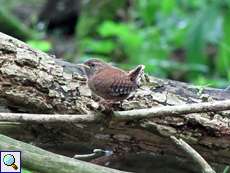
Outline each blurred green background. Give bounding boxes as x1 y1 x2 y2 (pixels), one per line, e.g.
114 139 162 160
1 0 230 88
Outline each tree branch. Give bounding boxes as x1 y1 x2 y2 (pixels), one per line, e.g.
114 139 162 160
1 100 230 126
73 149 113 161
114 99 230 120
0 112 96 123
171 136 216 173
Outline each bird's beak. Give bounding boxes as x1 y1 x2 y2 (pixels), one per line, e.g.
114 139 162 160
76 64 90 77
77 64 90 70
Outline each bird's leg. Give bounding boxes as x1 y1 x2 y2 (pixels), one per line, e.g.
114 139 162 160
99 100 115 108
118 100 123 108
98 99 123 112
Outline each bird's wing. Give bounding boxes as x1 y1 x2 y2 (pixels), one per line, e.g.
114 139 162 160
90 68 136 99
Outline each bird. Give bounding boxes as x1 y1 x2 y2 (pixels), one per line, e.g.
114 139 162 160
79 59 145 103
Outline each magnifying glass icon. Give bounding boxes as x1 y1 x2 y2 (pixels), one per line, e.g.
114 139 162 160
3 154 18 170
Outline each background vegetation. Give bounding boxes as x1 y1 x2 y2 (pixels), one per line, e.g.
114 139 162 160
1 0 230 88
77 0 230 88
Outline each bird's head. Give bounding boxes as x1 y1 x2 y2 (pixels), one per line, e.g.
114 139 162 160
79 59 109 78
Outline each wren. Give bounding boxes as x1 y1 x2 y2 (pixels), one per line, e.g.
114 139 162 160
80 59 145 102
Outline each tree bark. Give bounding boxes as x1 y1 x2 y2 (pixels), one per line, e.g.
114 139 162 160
0 32 230 166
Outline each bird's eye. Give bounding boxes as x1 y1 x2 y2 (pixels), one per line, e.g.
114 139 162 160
90 63 95 67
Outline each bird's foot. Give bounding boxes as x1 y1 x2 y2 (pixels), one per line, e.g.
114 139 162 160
98 100 114 110
98 100 123 112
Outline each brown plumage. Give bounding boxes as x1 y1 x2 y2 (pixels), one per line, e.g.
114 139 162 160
80 59 144 102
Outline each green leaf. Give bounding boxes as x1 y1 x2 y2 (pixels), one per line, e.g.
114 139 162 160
192 75 229 88
161 0 176 15
98 21 142 63
98 21 141 48
217 9 230 77
81 38 116 54
135 0 158 25
27 40 52 52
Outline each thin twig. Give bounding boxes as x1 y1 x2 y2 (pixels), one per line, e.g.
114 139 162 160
0 113 96 123
0 100 230 123
171 136 216 173
74 149 113 161
114 99 230 120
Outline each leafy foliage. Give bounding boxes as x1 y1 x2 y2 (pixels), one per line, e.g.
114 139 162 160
27 40 52 52
77 0 230 88
2 0 229 87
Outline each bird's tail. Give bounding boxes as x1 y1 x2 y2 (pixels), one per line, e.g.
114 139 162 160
129 65 145 82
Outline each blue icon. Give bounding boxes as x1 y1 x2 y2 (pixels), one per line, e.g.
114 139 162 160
3 154 18 170
0 151 21 173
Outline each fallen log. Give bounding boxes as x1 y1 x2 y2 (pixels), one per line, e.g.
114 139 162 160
0 32 230 166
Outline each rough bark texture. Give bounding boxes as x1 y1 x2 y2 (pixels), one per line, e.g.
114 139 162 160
0 32 230 165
